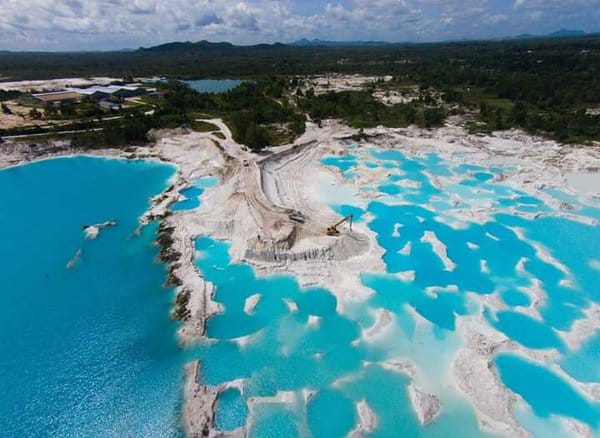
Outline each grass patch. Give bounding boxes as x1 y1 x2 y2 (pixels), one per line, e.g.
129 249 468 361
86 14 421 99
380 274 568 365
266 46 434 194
190 120 219 132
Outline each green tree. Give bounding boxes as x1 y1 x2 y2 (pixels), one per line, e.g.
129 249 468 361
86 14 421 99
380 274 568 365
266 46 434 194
493 108 504 130
244 123 269 150
60 103 76 117
510 101 528 125
423 108 445 128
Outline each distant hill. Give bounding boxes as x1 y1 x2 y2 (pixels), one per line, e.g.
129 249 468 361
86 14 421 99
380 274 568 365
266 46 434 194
548 29 587 38
136 31 596 54
509 29 589 40
292 30 593 46
512 33 537 40
138 40 291 54
139 40 235 52
140 39 390 52
291 38 392 47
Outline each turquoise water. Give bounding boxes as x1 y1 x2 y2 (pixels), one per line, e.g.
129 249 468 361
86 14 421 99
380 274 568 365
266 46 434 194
496 354 599 427
307 389 356 436
171 187 202 211
8 148 597 437
314 148 600 434
193 175 220 189
184 79 243 93
321 155 359 179
193 237 485 436
166 146 599 436
500 289 531 307
560 332 600 383
321 155 358 172
171 197 200 211
330 204 366 222
181 187 203 198
170 177 219 212
0 157 185 436
215 388 248 431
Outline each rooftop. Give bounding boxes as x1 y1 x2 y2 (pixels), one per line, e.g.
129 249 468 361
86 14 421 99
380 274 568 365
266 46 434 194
31 91 82 102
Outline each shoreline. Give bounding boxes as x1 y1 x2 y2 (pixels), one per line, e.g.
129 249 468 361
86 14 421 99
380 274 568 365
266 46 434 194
2 118 599 436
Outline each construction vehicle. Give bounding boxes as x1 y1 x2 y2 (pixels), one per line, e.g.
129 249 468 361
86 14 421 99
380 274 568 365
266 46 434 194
326 215 353 236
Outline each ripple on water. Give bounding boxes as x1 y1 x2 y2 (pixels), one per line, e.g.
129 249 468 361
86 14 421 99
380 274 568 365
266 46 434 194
307 389 356 437
0 157 182 436
215 388 248 431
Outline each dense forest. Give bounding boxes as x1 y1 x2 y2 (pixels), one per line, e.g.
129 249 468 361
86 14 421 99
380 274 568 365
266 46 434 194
1 36 599 144
155 79 305 149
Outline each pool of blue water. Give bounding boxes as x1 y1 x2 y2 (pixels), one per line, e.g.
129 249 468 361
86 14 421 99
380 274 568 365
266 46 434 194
0 157 185 436
500 289 532 307
170 176 220 212
193 236 486 436
184 79 243 93
193 175 220 188
180 187 204 198
171 197 200 211
315 147 600 433
320 155 359 174
495 354 599 428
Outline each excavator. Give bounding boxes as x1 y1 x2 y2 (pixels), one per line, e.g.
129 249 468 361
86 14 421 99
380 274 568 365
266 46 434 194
326 214 353 236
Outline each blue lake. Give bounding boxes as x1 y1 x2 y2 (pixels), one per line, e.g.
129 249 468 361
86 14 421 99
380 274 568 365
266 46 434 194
184 79 243 93
0 157 185 436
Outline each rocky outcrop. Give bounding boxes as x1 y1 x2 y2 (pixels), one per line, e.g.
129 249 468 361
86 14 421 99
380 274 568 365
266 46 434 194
453 331 528 437
182 361 218 437
349 399 377 437
408 384 441 425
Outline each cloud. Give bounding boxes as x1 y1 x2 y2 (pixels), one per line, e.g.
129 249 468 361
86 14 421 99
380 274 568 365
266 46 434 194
0 0 598 50
130 0 156 15
195 14 224 27
226 3 260 31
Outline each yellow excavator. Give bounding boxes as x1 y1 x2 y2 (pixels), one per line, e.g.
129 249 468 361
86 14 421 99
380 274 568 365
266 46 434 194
326 214 353 236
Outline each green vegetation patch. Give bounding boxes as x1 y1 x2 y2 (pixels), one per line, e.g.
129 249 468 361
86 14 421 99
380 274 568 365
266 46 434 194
190 120 219 132
299 90 447 129
159 79 306 150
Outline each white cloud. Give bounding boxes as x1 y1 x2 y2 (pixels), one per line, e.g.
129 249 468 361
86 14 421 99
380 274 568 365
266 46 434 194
0 0 597 50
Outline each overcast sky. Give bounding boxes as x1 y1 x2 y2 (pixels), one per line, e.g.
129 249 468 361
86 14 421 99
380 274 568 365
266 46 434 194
1 0 599 51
